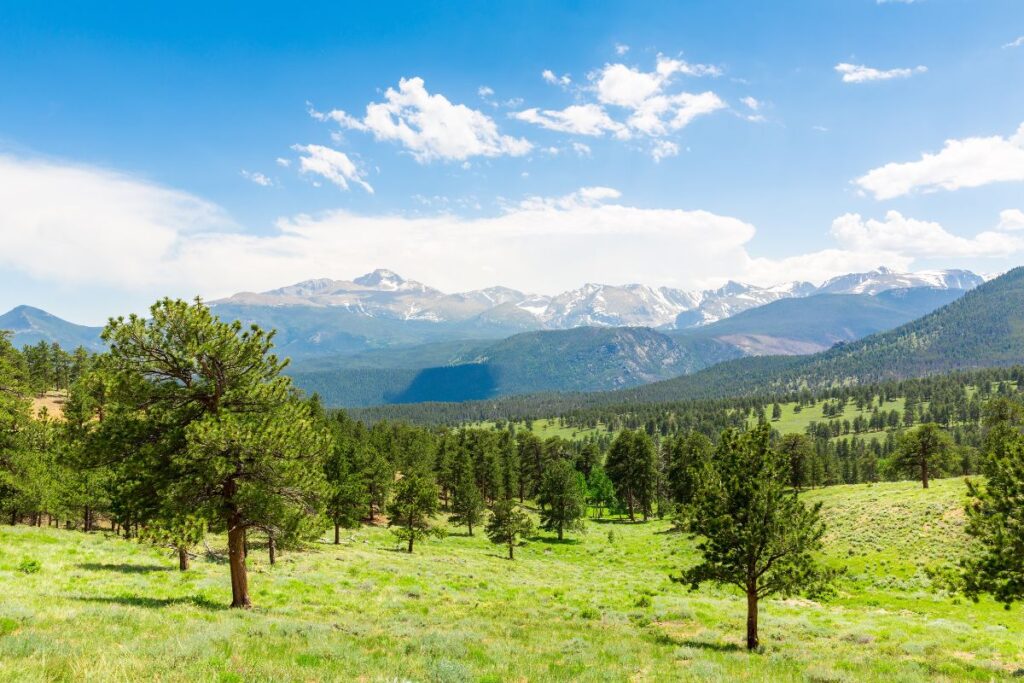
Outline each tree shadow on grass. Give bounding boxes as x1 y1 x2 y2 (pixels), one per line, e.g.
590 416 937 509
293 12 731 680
527 535 581 545
588 517 642 525
71 594 224 610
650 630 744 653
77 562 175 574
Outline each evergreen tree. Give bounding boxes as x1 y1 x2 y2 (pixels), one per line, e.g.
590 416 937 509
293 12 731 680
485 499 533 559
386 468 440 553
893 423 952 488
678 423 832 650
961 400 1024 606
449 446 485 535
586 466 616 518
537 459 586 540
605 430 658 521
98 298 330 607
778 433 816 491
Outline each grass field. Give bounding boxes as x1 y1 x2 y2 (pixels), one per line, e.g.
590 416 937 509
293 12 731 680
1 478 1022 681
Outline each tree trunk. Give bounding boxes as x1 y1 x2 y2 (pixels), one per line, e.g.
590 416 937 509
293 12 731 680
746 589 759 650
227 516 251 608
268 534 276 565
178 547 190 571
334 523 340 545
467 520 473 537
921 459 929 489
407 532 414 553
557 524 563 541
508 540 514 560
84 506 91 532
9 510 15 525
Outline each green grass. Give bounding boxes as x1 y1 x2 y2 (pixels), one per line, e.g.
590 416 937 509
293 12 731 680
472 417 611 441
1 478 1022 681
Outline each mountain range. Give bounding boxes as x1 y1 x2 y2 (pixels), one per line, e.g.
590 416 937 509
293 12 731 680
0 266 987 407
287 284 969 406
215 266 983 334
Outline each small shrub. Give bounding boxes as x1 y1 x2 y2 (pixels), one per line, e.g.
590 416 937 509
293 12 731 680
17 558 41 574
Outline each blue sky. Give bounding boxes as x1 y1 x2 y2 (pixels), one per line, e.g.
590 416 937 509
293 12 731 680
0 0 1022 322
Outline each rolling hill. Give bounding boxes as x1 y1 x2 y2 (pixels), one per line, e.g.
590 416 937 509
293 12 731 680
0 305 104 351
611 265 1024 404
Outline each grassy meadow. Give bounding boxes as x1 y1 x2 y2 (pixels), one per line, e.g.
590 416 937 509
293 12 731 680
1 477 1022 682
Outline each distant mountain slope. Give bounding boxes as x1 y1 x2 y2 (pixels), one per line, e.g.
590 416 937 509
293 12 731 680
288 327 742 407
613 266 1024 403
0 306 104 351
679 287 966 355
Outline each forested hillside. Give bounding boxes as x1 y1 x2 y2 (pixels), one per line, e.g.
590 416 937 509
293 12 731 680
290 328 741 406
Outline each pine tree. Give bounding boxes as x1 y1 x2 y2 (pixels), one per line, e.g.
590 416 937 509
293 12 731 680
605 430 658 521
893 423 952 488
485 499 533 559
449 446 484 535
961 399 1024 606
98 298 331 608
537 459 586 540
386 468 440 553
586 466 616 518
678 423 832 650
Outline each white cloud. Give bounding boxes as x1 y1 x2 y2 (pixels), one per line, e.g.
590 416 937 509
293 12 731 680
517 53 725 147
615 43 630 56
835 62 927 83
829 211 1022 258
311 77 532 163
240 170 273 187
292 144 374 193
6 153 1019 321
275 157 291 168
740 96 761 111
478 85 495 98
510 104 628 137
571 142 592 157
1004 36 1024 49
541 70 571 87
651 140 679 162
998 209 1024 231
855 122 1024 199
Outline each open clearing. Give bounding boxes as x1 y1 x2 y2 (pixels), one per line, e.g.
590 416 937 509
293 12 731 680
1 477 1021 682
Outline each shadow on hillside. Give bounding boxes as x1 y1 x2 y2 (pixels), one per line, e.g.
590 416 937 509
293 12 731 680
72 594 223 610
389 363 499 403
77 562 174 574
589 517 645 525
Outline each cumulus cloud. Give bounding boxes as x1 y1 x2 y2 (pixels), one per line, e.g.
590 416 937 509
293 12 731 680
510 104 628 137
571 142 592 157
515 53 725 160
615 43 630 56
998 209 1024 231
5 153 1019 321
240 170 273 187
651 140 679 162
829 211 1022 259
310 77 532 163
1004 36 1024 49
835 62 927 83
541 70 571 87
740 96 761 111
291 144 373 193
855 122 1024 199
